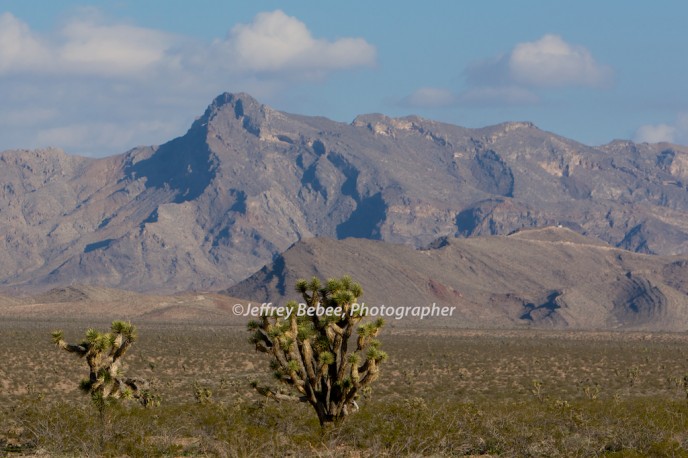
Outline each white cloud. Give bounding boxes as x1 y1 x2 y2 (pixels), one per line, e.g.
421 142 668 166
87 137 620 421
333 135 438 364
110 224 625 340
634 124 676 144
0 9 377 82
224 10 375 75
461 34 612 106
58 18 177 76
0 12 180 78
402 87 456 108
635 113 688 145
0 12 50 73
509 35 612 88
0 10 376 156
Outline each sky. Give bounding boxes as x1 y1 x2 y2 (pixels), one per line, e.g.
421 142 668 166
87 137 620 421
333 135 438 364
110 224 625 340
1 1 687 157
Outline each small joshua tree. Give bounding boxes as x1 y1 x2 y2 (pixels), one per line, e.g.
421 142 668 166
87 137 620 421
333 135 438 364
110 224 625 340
249 276 387 428
51 321 157 415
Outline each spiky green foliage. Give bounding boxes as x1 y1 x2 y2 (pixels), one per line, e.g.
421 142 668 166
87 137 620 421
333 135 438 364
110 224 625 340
249 275 386 427
52 321 156 409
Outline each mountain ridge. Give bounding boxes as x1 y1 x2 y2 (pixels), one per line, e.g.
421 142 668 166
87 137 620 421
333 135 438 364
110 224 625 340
2 92 688 294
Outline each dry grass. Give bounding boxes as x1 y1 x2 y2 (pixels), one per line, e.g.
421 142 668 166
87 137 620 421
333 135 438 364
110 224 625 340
3 320 688 456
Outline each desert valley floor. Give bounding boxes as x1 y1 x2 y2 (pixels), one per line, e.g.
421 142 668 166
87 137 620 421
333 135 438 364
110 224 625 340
3 314 688 456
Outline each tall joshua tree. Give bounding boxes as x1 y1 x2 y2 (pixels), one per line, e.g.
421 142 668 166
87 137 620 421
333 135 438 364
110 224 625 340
249 276 387 428
51 321 156 412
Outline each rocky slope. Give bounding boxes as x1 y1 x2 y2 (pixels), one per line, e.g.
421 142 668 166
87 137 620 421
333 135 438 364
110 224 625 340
227 227 688 330
2 92 688 293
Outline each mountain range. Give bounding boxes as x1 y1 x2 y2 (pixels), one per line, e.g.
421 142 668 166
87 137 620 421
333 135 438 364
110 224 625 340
2 92 688 314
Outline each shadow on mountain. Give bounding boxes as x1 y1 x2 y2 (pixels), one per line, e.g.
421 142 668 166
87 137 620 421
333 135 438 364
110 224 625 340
470 150 514 197
612 274 667 325
520 291 564 324
336 192 387 239
126 123 217 203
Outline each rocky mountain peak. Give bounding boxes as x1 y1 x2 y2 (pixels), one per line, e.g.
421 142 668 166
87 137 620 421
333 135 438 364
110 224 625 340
198 92 286 140
209 92 262 117
3 92 688 295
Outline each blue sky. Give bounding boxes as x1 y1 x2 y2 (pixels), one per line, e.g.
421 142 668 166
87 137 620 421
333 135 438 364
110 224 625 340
1 1 687 156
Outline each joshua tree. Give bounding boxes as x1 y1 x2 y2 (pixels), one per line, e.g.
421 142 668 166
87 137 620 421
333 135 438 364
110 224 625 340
249 276 387 428
51 321 157 413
